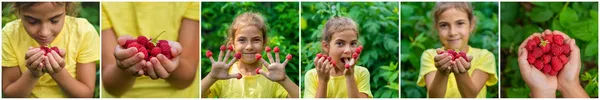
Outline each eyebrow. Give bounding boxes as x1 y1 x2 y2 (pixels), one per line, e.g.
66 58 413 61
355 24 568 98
23 13 64 21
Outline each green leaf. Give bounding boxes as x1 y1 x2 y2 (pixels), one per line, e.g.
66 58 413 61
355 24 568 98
528 7 554 23
559 7 579 27
584 38 598 57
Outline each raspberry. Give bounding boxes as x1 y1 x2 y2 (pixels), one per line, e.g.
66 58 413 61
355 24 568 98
358 46 363 51
206 50 213 57
255 68 261 74
551 56 563 71
527 55 536 64
322 55 328 60
331 61 336 66
150 47 162 57
550 44 562 56
562 44 570 55
542 65 552 74
543 64 551 72
220 45 226 51
127 42 144 50
540 43 551 53
558 55 568 63
543 35 553 44
145 43 155 50
137 36 150 46
531 47 543 58
352 53 359 59
255 54 262 60
273 47 280 52
286 54 292 60
355 48 361 54
124 40 136 48
236 73 242 79
139 47 148 60
534 60 543 70
459 51 469 62
316 53 322 59
158 40 168 44
542 54 551 64
553 35 564 45
234 52 242 59
327 56 332 61
228 45 233 51
159 43 172 59
265 46 271 52
526 39 538 50
345 64 350 69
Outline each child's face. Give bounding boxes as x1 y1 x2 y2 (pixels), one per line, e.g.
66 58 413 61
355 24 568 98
436 8 473 50
323 30 359 68
232 26 264 64
20 3 66 46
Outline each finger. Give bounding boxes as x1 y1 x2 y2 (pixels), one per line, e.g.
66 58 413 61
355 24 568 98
434 53 447 61
441 59 452 70
25 48 42 59
51 51 65 67
117 35 135 46
567 40 580 60
282 54 290 66
145 61 158 80
44 56 54 73
457 59 466 73
228 73 242 79
158 54 176 73
58 48 66 57
552 30 572 40
152 58 170 79
128 60 146 75
313 55 320 69
322 58 330 69
114 48 138 60
26 51 45 66
218 45 225 62
257 69 269 77
135 70 145 77
435 56 452 67
223 48 231 63
226 56 239 67
266 48 275 63
517 48 531 72
260 58 270 68
31 54 45 69
168 41 183 56
435 49 444 54
451 61 459 73
48 54 61 71
121 53 145 68
275 49 280 63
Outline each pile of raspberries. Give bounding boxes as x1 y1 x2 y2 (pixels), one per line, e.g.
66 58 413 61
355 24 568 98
121 36 173 61
437 49 471 62
525 34 570 75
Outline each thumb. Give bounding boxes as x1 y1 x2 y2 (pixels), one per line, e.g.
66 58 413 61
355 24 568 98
256 68 269 76
117 35 135 46
229 73 242 79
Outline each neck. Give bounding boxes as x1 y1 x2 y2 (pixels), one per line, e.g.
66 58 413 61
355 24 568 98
236 61 261 76
329 65 345 76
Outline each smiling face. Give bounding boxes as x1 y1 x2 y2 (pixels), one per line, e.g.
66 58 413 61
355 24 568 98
323 30 359 68
231 26 265 64
436 8 474 51
18 3 66 46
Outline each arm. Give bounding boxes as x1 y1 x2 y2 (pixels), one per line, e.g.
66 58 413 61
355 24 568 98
200 77 217 98
101 29 137 97
454 70 489 98
558 81 588 98
51 63 96 98
2 67 39 97
278 77 299 98
315 78 328 98
425 71 450 98
165 18 199 89
345 75 368 98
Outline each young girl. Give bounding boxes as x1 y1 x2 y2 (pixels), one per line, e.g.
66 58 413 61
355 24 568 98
101 2 199 98
2 2 99 98
416 2 497 98
304 16 372 98
201 12 299 98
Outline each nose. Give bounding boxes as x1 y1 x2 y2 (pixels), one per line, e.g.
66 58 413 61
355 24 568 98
244 44 254 52
448 26 460 37
39 23 52 37
343 45 352 54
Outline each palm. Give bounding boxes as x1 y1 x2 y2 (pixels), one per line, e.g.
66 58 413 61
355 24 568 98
210 62 232 79
264 63 286 81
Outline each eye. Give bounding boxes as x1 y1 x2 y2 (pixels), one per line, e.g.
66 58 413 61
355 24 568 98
237 38 246 42
252 38 262 43
335 42 343 47
26 19 39 25
439 23 448 28
50 20 59 24
351 42 357 47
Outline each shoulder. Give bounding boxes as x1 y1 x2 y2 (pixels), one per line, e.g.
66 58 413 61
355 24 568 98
469 47 495 59
2 19 23 36
305 68 317 77
354 66 370 77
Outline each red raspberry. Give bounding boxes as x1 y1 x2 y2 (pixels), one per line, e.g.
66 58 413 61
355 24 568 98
322 55 328 60
543 64 551 72
137 36 150 46
534 60 544 70
345 64 350 69
551 56 563 71
542 54 552 64
352 53 359 59
358 46 363 51
124 40 136 48
220 45 226 51
265 46 271 52
228 45 234 51
234 52 242 59
159 43 172 59
527 55 536 64
355 48 361 54
447 49 457 56
459 52 469 62
327 56 332 61
526 39 538 50
255 54 262 60
543 34 553 44
145 43 155 50
550 44 562 56
562 44 570 55
158 40 168 44
316 53 322 59
558 55 568 63
540 43 551 53
255 68 261 74
150 47 162 57
542 65 552 74
286 54 292 60
139 47 148 60
553 35 564 45
531 47 543 58
127 42 144 50
206 50 213 57
273 47 280 52
331 61 336 66
549 69 559 76
236 73 242 79
51 47 59 53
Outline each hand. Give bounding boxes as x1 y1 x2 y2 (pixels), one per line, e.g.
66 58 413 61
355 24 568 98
114 35 147 77
314 53 332 81
257 46 292 82
25 47 46 77
343 47 363 77
42 49 66 74
143 40 183 79
452 55 473 74
434 49 455 75
518 32 557 97
206 45 241 80
545 30 582 90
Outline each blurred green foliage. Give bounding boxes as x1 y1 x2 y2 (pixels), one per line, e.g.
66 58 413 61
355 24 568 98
400 2 499 98
301 2 399 98
500 2 598 98
1 2 100 98
201 2 300 84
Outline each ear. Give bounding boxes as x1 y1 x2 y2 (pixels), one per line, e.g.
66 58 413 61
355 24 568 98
469 17 477 33
321 41 329 54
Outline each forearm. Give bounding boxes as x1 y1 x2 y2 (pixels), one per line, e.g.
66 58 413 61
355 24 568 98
166 59 198 89
3 71 39 98
559 82 589 98
51 70 93 98
315 79 328 98
200 76 217 98
454 73 481 98
277 77 299 98
428 71 449 98
345 75 361 98
101 64 136 97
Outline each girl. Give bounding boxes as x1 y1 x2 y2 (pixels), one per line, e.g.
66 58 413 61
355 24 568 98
304 16 372 98
2 2 99 98
416 2 497 98
201 12 299 98
101 2 199 98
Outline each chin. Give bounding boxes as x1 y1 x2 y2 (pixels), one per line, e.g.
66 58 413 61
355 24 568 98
240 58 258 64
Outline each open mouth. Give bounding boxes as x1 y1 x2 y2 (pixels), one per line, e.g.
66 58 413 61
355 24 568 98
340 57 351 64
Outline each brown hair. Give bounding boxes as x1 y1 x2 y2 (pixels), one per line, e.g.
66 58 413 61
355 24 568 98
432 2 476 26
12 2 79 17
227 12 268 44
322 16 359 44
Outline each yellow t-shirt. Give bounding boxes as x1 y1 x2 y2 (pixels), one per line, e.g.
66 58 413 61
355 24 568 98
303 66 373 98
205 63 289 98
2 16 100 98
416 46 498 98
100 2 199 98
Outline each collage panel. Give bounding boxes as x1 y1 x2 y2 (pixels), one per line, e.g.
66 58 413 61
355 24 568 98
300 2 399 98
100 2 200 98
400 2 500 98
200 2 301 98
500 2 598 98
1 2 100 98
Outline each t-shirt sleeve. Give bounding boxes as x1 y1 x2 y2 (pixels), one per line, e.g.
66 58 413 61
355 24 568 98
2 23 18 67
274 81 289 98
101 4 113 30
473 50 498 86
207 80 221 98
417 49 436 86
303 69 317 98
183 2 199 20
356 67 373 98
76 19 101 63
